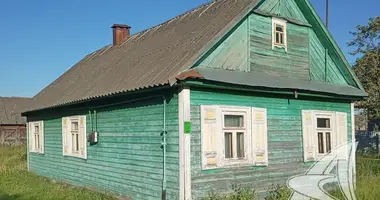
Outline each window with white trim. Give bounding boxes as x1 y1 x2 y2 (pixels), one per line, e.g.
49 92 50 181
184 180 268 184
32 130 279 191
316 115 333 155
28 121 44 154
222 109 249 165
201 106 268 170
302 110 348 162
272 18 287 51
62 116 87 159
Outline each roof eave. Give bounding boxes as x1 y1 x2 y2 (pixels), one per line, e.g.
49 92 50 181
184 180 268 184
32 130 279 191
176 68 367 100
22 83 173 115
295 0 365 91
183 79 366 101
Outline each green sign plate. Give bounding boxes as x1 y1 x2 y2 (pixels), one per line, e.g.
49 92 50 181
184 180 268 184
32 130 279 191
184 121 191 134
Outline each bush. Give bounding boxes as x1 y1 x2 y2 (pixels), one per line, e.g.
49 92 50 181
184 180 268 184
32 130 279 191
202 184 256 200
265 184 292 200
202 184 295 200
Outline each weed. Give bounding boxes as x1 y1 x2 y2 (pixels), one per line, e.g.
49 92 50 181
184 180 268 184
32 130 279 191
265 184 292 200
0 145 115 200
202 184 255 200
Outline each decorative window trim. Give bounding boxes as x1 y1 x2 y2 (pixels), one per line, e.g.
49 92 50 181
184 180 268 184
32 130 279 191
28 121 44 154
220 106 251 167
272 18 287 52
200 105 268 170
62 115 87 159
314 112 335 158
302 110 348 162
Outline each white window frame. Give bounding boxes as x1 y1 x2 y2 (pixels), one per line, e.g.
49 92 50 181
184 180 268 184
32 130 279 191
200 105 268 170
29 121 44 154
272 18 287 51
62 116 87 159
69 117 80 155
314 112 335 157
303 110 346 161
220 106 251 167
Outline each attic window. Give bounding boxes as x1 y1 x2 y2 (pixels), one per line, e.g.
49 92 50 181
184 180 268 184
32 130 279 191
272 18 287 51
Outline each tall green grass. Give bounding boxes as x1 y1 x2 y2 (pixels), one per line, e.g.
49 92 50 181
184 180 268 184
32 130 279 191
330 155 380 200
0 145 115 200
2 145 380 199
202 155 380 200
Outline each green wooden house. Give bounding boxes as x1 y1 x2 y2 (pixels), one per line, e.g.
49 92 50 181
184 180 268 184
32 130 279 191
22 0 367 199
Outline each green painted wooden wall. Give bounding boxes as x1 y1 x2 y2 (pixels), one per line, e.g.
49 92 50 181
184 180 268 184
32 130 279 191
195 0 351 86
28 95 179 200
256 0 308 23
190 88 352 199
295 0 357 87
309 29 348 84
249 14 310 80
197 17 249 71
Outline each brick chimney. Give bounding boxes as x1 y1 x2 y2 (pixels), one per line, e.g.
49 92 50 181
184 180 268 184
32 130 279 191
111 24 131 45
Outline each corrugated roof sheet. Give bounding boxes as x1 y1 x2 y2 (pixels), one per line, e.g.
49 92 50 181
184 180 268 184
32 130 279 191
192 68 368 97
26 0 259 112
0 97 32 124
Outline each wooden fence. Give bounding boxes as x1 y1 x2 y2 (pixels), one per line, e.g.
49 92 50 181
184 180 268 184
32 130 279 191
0 125 27 146
356 131 380 155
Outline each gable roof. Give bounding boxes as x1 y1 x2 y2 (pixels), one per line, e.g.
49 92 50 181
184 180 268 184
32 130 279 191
25 0 365 113
0 97 32 124
25 0 259 112
294 0 364 91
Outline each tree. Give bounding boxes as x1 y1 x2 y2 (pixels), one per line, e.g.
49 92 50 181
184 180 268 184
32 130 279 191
350 16 380 120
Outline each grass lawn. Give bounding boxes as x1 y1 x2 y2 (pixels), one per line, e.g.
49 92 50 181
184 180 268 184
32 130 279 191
329 155 380 200
347 156 380 199
0 145 116 200
2 145 380 200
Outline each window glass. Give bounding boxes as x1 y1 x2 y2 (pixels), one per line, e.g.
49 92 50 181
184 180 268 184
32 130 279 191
317 118 331 128
326 132 331 153
76 134 79 151
224 115 244 128
276 25 284 32
34 125 39 133
237 132 245 158
71 121 79 131
318 132 324 153
276 33 280 43
35 134 39 149
224 132 233 158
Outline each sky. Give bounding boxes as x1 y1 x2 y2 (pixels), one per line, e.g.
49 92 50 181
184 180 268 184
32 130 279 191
0 0 378 97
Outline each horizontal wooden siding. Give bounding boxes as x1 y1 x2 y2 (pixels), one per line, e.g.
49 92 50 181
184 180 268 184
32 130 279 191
249 14 310 80
28 96 179 200
190 88 352 199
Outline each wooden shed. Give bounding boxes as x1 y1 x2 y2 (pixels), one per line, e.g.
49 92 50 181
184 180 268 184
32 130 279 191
0 97 31 145
22 0 367 199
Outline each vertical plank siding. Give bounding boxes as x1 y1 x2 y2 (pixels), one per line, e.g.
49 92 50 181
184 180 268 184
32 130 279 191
197 18 249 71
309 30 348 84
190 88 352 199
256 0 308 23
28 96 179 200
